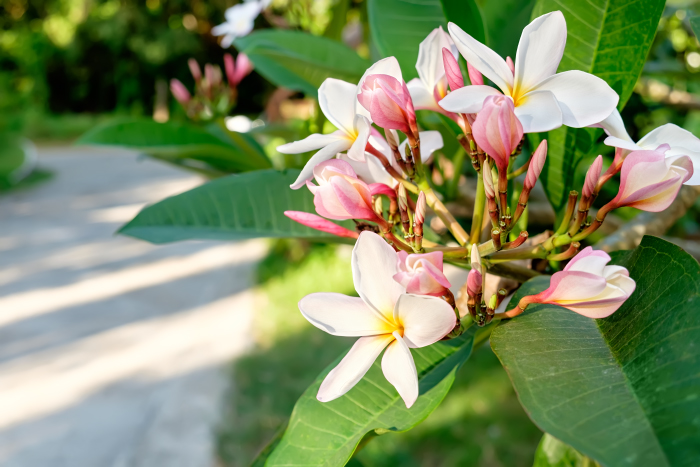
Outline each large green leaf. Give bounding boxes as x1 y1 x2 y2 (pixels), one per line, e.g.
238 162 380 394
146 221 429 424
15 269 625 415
530 0 665 214
234 30 370 97
533 434 600 467
691 17 700 39
77 119 271 174
440 0 486 47
477 0 537 59
263 328 478 466
491 236 700 466
119 169 355 244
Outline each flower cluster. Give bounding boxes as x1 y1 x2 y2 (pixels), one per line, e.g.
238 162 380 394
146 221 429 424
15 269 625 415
281 11 700 406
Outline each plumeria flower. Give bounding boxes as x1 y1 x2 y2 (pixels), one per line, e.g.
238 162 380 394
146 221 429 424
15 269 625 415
407 27 460 115
298 232 456 408
393 251 451 296
513 247 635 319
211 0 269 48
278 78 372 189
439 11 619 133
595 109 700 185
471 94 523 172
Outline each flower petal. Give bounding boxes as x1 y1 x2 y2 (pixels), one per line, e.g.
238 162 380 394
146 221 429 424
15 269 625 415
564 247 611 276
447 23 514 94
638 124 700 185
299 293 394 336
513 12 567 96
438 85 502 114
346 115 371 161
595 109 634 142
319 78 359 136
604 136 641 152
540 270 607 303
356 57 404 120
407 78 439 111
395 294 456 348
381 332 419 408
416 26 456 92
352 232 405 321
514 90 562 133
289 137 353 189
398 131 444 165
560 275 635 319
318 334 394 402
534 70 619 128
277 131 347 154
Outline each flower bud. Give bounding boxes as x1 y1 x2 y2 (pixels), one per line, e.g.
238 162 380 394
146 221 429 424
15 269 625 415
582 155 603 200
520 247 635 319
358 74 417 136
524 139 548 192
611 145 693 212
414 191 426 226
398 184 410 233
188 58 202 82
467 62 483 86
442 47 464 91
170 79 191 104
385 129 400 151
466 268 482 298
284 211 359 239
393 251 451 296
306 159 380 222
472 95 524 172
506 56 515 75
482 159 496 199
470 243 481 272
232 53 253 86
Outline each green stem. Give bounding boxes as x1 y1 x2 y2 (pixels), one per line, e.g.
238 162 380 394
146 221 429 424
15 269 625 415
418 180 470 246
470 172 486 243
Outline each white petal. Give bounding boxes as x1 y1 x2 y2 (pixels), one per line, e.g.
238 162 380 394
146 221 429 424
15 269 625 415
317 334 394 402
352 232 404 321
595 109 634 142
399 131 444 165
447 22 513 95
565 255 608 276
416 26 455 93
514 12 566 95
638 123 700 158
381 332 419 408
319 78 358 136
289 138 353 189
604 136 641 152
438 85 502 114
338 153 395 187
356 57 404 120
277 131 346 154
395 294 456 348
514 90 562 133
534 70 619 128
347 115 370 161
299 293 393 336
681 154 700 185
407 78 439 111
220 34 236 49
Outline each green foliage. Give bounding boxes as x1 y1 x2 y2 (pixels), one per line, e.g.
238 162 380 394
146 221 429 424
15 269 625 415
531 0 666 215
77 118 271 174
477 0 537 59
261 328 478 466
691 16 700 40
533 434 600 467
491 236 700 466
235 30 370 97
118 169 355 244
439 0 485 46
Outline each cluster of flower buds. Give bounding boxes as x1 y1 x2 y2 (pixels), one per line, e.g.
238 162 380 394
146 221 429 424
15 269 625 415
170 53 252 121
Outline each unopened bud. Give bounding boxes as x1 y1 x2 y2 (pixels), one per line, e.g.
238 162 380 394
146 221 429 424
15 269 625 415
483 160 496 199
170 79 191 104
524 139 548 192
404 143 413 164
385 129 400 151
470 243 481 271
467 268 482 297
415 192 426 225
398 184 410 233
506 56 515 75
583 155 603 200
467 62 483 86
188 58 202 82
488 294 498 311
442 47 464 91
223 54 236 87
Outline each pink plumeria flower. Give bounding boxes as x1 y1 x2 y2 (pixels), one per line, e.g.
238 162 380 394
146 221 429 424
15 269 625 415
284 211 359 239
518 247 635 319
170 79 191 104
595 109 700 185
298 232 456 407
439 12 619 133
306 159 380 221
223 53 253 87
358 74 417 136
610 146 693 212
278 78 372 189
406 27 460 116
211 0 269 48
472 95 524 172
393 251 452 296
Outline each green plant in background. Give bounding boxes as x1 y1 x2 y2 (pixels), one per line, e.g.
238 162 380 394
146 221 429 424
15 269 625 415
70 0 700 466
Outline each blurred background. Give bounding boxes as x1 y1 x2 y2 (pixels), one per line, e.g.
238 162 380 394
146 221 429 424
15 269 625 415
1 0 699 466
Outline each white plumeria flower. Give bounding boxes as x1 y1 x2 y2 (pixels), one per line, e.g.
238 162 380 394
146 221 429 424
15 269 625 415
211 0 268 48
298 232 456 408
407 26 459 112
439 11 619 133
596 109 700 185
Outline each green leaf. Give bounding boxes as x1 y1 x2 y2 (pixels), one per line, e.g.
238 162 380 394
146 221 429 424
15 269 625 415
234 30 370 97
491 236 700 466
530 0 665 215
77 119 271 174
263 328 478 466
478 0 537 58
119 169 355 244
533 434 601 467
691 17 700 39
440 0 486 45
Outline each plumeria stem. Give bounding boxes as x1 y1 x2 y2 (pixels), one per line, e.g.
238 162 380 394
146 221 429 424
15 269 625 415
470 171 486 242
418 181 470 246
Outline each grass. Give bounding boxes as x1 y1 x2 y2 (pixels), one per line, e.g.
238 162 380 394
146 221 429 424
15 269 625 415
216 240 542 467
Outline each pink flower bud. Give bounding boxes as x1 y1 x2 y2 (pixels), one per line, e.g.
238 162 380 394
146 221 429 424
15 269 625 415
415 191 426 225
582 155 603 199
170 79 191 104
233 53 253 86
466 268 482 298
284 211 359 239
358 74 417 136
393 251 451 296
204 64 222 87
223 54 236 87
472 95 524 172
523 247 636 319
188 58 202 82
442 47 464 91
611 145 693 212
506 56 515 75
306 159 380 221
524 139 548 192
385 129 400 151
467 62 483 86
482 159 496 199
